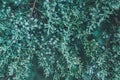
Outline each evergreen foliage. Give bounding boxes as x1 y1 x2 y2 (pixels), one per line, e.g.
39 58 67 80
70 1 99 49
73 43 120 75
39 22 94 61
0 0 120 80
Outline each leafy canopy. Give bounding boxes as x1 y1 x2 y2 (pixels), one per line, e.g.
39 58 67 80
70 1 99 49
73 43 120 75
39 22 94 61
0 0 120 80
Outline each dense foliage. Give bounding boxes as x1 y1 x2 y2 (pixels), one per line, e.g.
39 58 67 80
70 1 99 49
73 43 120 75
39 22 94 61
0 0 120 80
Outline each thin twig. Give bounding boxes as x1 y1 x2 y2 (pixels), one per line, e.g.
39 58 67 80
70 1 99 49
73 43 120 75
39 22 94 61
30 0 37 18
90 68 98 80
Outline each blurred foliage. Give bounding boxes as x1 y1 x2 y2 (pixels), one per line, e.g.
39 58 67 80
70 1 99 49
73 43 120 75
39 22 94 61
0 0 120 80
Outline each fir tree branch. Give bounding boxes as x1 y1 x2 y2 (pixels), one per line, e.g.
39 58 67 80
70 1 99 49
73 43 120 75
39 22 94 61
30 0 37 18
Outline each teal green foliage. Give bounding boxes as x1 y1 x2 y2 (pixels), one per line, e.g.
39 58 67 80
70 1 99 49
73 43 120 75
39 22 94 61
0 0 120 80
